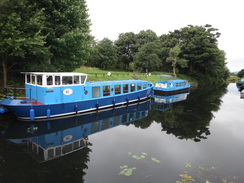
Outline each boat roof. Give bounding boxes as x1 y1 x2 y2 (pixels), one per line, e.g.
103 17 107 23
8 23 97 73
21 72 88 76
156 75 173 77
156 79 188 83
87 80 150 85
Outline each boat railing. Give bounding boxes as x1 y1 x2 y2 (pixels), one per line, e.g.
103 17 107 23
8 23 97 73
2 85 29 99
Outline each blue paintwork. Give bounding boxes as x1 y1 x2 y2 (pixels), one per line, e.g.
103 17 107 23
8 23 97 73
0 72 153 120
153 92 190 111
3 100 151 162
153 79 190 95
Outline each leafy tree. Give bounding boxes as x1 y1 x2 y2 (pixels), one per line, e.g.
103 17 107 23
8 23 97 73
33 0 92 72
133 41 163 72
166 44 188 78
135 30 158 47
162 25 229 84
237 69 244 78
0 0 50 86
115 32 136 70
88 38 118 70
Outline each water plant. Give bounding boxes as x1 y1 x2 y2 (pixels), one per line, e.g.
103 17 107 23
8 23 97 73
176 163 195 183
119 165 136 176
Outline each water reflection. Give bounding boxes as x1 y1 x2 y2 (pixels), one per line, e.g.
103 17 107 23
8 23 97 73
0 84 231 183
0 100 151 182
149 85 227 142
153 92 190 111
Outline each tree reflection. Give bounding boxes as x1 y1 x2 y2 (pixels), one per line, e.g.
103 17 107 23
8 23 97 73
134 84 227 141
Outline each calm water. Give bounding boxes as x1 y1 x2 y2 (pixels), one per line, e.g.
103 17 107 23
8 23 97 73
0 83 244 183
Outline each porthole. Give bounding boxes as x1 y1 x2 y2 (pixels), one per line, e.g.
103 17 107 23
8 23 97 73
84 90 88 95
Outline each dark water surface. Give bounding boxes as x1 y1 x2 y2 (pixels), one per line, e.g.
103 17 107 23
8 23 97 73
0 83 244 183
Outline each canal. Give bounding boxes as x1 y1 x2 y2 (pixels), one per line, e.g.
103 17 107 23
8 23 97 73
0 83 243 183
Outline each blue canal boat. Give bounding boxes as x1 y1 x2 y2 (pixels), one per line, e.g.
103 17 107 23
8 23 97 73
153 79 190 96
2 100 151 162
0 72 153 120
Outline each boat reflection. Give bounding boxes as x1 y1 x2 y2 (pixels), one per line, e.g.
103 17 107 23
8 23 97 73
153 92 190 111
2 99 152 163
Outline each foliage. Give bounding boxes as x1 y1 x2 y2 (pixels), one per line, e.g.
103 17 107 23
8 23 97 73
0 0 50 86
0 0 92 86
87 38 118 69
237 69 244 78
33 0 92 72
119 165 136 176
176 164 195 183
134 41 163 72
166 44 188 78
115 32 137 70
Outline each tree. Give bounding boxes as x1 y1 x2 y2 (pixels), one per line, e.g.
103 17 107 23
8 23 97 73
34 0 92 72
88 38 118 70
162 25 229 84
237 69 244 78
134 41 163 72
0 0 50 86
166 44 188 78
115 32 136 70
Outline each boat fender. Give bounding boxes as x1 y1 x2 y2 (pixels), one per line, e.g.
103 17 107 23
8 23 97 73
30 109 35 120
46 109 51 118
96 102 99 110
113 99 116 107
74 105 78 113
138 95 140 101
0 107 5 114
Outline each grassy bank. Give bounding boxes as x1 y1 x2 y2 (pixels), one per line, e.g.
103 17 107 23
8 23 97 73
74 66 197 85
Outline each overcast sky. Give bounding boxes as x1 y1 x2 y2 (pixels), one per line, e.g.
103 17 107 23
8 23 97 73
86 0 244 72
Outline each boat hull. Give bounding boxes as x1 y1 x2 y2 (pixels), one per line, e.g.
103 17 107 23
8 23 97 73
153 87 190 96
1 88 152 120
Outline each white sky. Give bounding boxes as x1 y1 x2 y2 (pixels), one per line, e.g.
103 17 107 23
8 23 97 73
86 0 244 72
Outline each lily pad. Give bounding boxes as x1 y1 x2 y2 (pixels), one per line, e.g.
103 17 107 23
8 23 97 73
151 157 161 163
119 166 137 176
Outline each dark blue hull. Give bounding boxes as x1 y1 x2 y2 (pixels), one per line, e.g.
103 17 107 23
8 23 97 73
2 88 152 120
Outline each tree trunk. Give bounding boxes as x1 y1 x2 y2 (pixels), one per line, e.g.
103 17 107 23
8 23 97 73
2 58 7 87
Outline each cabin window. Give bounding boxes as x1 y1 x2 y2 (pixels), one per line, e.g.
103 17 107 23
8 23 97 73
91 121 100 133
62 76 72 85
63 144 72 154
73 141 79 150
143 83 147 89
115 85 121 94
114 116 120 126
137 83 142 90
130 84 135 92
136 112 140 119
31 75 36 84
92 87 100 98
26 74 31 83
47 76 53 85
47 149 54 159
122 114 127 123
81 76 86 84
103 86 110 96
102 119 109 130
55 147 61 156
74 76 79 84
123 84 128 93
37 75 42 85
80 140 85 147
55 76 60 85
129 113 134 121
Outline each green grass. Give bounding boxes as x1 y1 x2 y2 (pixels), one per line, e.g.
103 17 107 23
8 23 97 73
74 66 196 85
